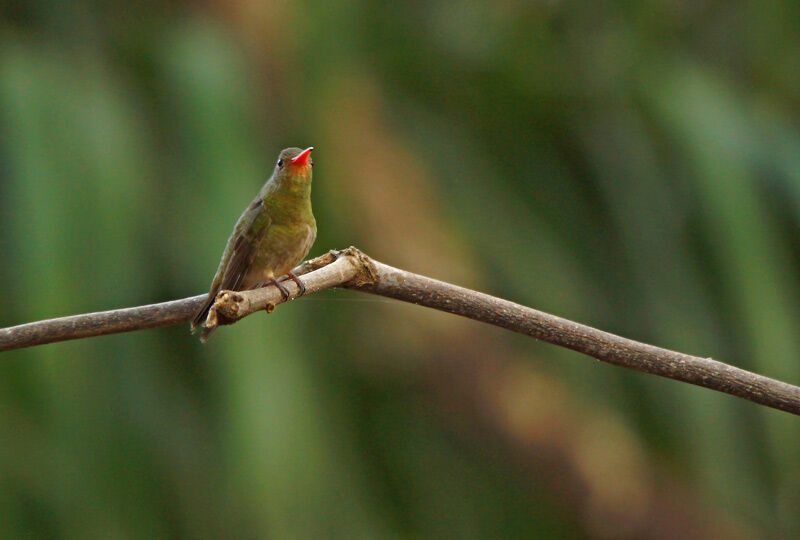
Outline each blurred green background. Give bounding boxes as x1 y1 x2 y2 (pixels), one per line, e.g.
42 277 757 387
1 1 799 538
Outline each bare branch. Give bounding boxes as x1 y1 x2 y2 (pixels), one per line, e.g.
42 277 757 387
1 247 799 416
0 295 208 350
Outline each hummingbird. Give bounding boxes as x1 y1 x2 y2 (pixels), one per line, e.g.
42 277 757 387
191 146 317 341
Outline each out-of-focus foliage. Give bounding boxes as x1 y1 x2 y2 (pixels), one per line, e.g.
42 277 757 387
1 1 799 537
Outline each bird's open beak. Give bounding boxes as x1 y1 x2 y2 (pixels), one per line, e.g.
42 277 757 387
290 147 313 167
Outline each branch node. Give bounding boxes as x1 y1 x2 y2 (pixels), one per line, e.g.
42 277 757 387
206 307 218 330
208 290 248 328
341 246 379 287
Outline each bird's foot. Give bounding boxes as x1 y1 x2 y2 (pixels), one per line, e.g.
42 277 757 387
287 273 306 296
255 279 291 301
272 279 291 301
276 273 307 297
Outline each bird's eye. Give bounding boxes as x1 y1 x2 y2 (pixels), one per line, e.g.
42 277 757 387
277 159 284 168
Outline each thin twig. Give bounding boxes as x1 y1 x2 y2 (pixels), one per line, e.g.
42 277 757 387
0 295 208 350
1 247 799 416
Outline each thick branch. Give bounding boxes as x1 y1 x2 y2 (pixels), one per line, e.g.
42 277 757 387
1 247 799 416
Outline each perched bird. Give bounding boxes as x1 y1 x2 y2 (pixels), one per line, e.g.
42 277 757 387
191 147 317 341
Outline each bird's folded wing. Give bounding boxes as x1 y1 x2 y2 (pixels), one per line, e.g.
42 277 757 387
191 201 269 331
219 234 258 291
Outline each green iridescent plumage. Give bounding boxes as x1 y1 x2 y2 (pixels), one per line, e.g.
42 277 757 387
192 147 316 341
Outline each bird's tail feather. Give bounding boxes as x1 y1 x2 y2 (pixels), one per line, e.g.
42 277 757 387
199 326 216 342
190 294 215 339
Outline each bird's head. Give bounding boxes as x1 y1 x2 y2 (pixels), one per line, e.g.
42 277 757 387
274 147 313 183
